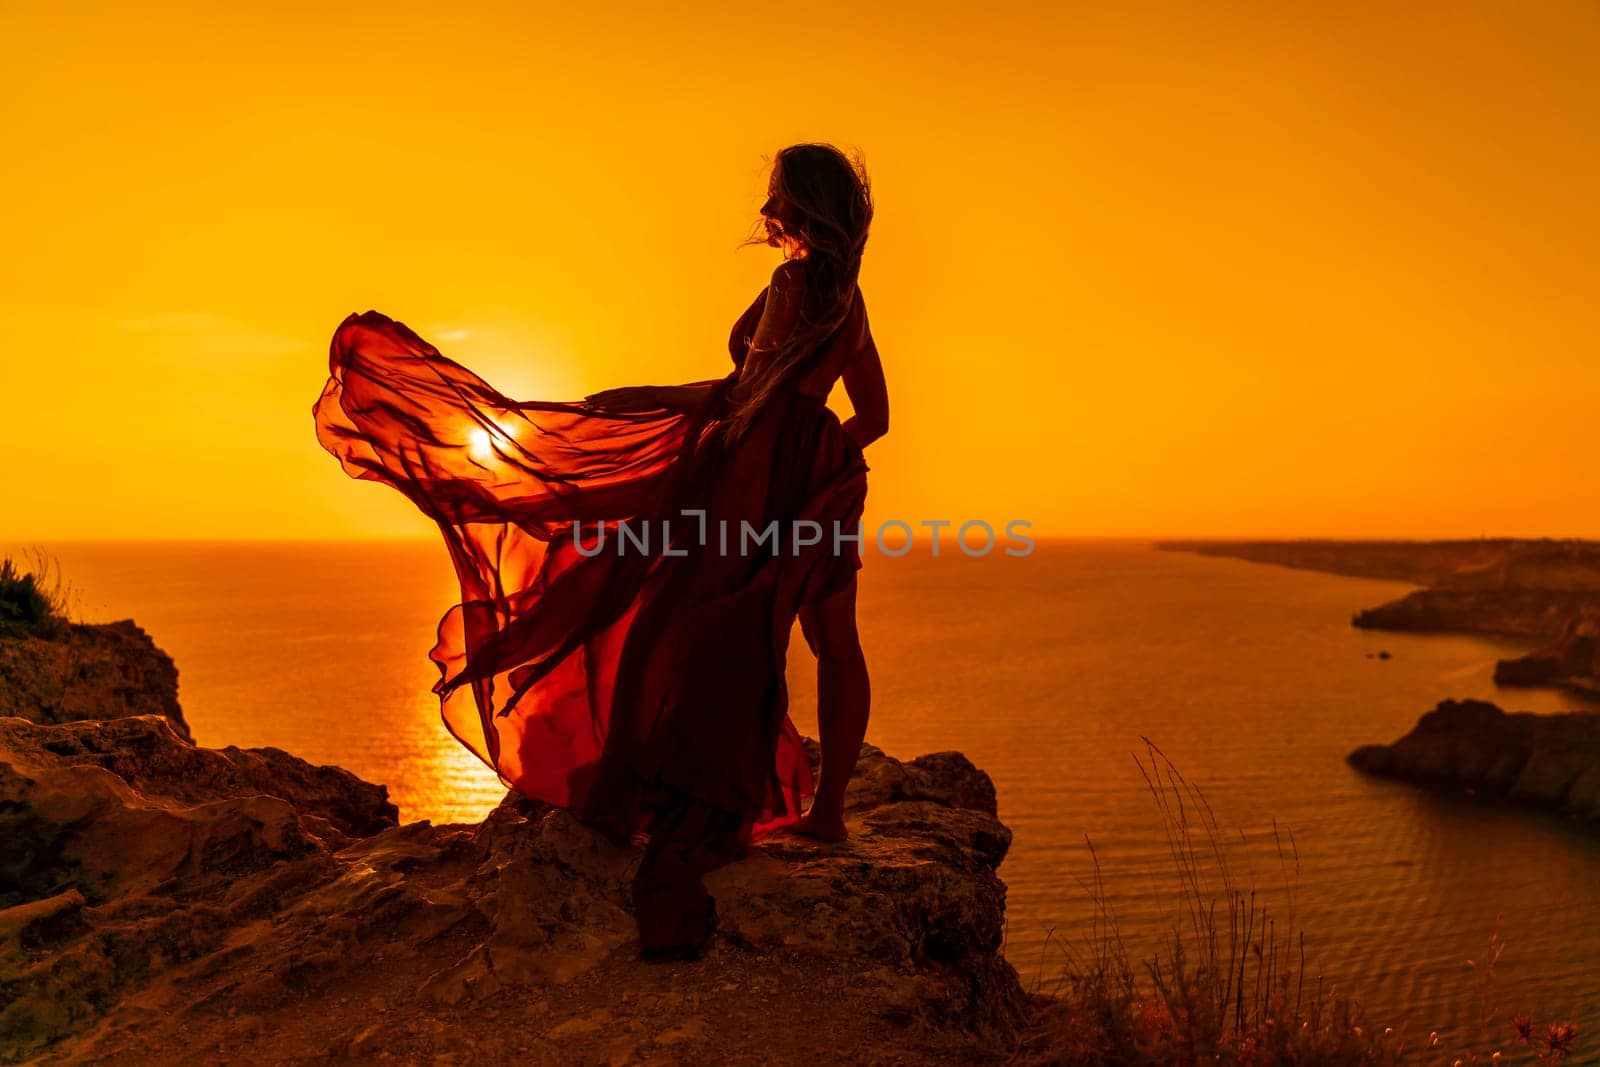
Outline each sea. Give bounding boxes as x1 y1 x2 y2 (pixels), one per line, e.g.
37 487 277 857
8 538 1596 1048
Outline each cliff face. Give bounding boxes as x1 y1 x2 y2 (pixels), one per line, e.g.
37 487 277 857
0 624 1027 1065
1350 589 1600 640
1493 621 1600 696
1348 699 1600 824
1157 539 1600 694
0 620 190 741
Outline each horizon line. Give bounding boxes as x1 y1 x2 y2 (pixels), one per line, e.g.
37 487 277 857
6 533 1600 547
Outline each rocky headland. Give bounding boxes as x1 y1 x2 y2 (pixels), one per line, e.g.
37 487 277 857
0 620 1030 1065
1155 538 1600 696
1347 698 1600 825
0 620 190 740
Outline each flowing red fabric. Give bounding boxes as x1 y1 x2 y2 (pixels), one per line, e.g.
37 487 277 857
312 287 868 953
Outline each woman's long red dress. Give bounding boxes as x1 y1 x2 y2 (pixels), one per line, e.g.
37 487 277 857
313 281 870 953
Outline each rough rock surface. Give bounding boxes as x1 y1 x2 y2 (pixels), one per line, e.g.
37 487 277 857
1347 698 1600 824
2 712 1027 1065
0 621 190 740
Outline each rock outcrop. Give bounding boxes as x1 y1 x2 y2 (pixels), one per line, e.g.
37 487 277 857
1347 699 1600 824
1350 589 1600 642
1494 620 1600 696
0 620 190 740
0 714 401 1052
1 710 1026 1065
1156 539 1600 695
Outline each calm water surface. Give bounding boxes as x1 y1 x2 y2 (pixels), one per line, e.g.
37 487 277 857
10 539 1597 1044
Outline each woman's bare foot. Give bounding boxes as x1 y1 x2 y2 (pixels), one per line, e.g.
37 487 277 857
793 809 849 842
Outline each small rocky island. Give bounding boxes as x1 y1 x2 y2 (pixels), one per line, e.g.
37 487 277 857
1348 698 1600 824
1 620 1029 1064
1156 538 1600 696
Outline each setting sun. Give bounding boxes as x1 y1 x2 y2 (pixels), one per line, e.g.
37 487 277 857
463 417 522 463
467 427 493 461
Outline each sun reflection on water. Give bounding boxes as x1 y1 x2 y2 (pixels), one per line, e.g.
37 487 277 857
403 693 508 824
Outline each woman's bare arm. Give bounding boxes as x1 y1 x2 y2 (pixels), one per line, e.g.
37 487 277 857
737 260 806 384
583 380 724 414
840 309 888 449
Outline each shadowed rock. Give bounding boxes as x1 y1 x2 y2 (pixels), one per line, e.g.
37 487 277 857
1494 621 1600 696
0 712 401 1058
0 620 190 739
1348 698 1600 824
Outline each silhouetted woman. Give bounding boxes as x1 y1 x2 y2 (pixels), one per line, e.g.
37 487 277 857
314 142 887 959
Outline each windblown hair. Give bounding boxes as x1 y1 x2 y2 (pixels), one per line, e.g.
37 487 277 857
722 143 874 442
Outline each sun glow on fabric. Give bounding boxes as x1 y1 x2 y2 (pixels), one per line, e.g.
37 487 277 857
465 420 521 463
467 427 499 462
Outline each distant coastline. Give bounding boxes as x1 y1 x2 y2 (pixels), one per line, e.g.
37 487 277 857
1154 537 1600 697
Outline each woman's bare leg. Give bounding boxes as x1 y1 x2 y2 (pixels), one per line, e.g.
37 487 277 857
795 579 870 841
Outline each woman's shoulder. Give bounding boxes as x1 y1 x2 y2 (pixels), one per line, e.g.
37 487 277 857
767 260 866 305
768 258 808 298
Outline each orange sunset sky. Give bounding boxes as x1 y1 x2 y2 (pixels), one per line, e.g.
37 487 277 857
3 1 1596 542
